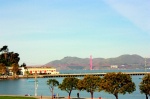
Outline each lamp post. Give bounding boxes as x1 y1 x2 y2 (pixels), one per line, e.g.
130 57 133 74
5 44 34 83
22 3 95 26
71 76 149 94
35 72 38 96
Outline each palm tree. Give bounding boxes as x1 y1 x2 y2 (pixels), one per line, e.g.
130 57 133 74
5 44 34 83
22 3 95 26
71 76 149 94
47 79 59 99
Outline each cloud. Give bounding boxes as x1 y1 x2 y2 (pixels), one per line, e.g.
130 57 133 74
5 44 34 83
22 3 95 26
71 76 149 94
104 0 150 34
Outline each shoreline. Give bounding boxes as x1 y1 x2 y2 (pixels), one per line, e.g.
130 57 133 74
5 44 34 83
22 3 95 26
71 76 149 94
0 95 107 99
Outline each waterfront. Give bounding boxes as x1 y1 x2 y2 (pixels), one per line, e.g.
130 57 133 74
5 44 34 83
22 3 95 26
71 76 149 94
0 69 150 99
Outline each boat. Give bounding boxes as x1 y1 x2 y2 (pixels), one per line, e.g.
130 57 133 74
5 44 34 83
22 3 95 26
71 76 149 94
27 79 38 82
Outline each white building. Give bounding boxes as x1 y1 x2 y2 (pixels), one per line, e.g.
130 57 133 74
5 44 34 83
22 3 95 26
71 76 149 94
21 67 59 75
110 65 118 69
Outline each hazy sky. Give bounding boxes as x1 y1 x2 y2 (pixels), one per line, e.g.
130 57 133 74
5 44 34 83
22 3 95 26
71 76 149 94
0 0 150 65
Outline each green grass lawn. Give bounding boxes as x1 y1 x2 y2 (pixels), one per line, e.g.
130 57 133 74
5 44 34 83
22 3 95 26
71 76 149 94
0 96 37 99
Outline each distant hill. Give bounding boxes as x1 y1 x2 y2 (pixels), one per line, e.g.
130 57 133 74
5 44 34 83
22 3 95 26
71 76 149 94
45 54 150 70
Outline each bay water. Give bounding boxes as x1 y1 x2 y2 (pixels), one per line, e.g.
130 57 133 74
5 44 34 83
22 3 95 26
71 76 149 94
0 69 150 99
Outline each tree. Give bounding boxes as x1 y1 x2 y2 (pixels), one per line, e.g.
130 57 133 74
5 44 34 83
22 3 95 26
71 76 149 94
11 63 19 78
0 63 7 76
0 46 20 66
0 45 9 52
0 46 9 62
21 63 26 68
59 77 79 99
139 74 150 99
100 72 136 99
9 52 20 64
47 79 59 99
77 75 101 99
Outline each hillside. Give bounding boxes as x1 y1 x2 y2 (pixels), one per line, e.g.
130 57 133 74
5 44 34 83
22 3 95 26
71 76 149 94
45 54 150 70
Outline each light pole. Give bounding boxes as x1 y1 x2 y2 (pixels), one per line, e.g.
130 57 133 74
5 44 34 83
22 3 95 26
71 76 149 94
35 72 38 96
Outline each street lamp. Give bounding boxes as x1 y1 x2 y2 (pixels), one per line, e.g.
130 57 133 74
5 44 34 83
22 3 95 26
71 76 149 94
35 79 38 96
35 72 38 96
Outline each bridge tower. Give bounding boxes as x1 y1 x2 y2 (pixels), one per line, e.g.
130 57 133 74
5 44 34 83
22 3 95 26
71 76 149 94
90 55 93 70
145 57 147 72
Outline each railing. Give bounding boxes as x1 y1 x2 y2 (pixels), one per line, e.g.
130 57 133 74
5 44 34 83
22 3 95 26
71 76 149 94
42 72 150 78
1 72 149 79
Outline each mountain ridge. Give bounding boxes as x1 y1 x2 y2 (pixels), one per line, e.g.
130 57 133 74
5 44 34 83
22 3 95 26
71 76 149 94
45 54 150 70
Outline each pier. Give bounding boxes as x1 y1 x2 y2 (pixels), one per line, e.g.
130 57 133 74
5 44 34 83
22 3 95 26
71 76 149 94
42 72 149 78
1 72 149 79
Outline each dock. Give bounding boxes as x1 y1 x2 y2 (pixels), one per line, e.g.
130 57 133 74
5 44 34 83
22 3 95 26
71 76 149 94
1 72 149 79
42 72 149 78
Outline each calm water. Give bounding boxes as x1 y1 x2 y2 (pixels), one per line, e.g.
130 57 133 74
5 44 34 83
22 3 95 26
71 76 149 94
0 69 150 99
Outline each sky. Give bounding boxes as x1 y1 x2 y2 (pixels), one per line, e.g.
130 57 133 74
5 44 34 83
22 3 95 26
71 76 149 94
0 0 150 66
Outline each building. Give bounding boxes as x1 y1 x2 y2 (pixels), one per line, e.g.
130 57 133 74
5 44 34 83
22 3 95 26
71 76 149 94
110 65 118 69
7 67 22 76
21 67 59 75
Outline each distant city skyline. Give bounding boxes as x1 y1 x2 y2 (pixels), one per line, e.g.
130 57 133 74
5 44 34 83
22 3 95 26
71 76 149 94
0 0 150 65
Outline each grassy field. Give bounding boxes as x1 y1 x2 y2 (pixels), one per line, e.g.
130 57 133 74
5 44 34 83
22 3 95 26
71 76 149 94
0 96 37 99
